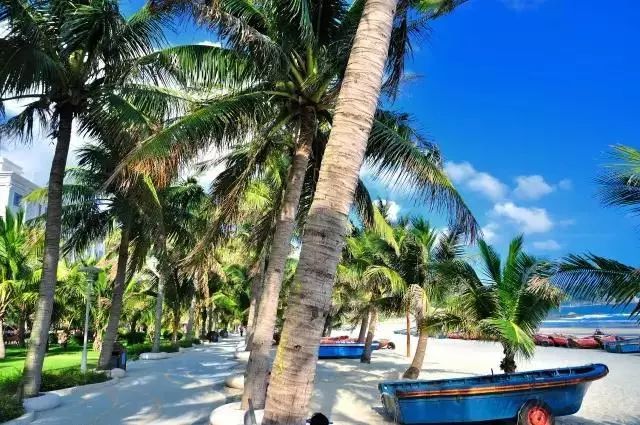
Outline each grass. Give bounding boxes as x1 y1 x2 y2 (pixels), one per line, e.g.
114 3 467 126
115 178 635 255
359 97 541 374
0 344 100 379
0 344 106 422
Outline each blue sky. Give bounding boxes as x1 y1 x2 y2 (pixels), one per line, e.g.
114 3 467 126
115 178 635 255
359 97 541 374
2 0 639 263
363 0 640 263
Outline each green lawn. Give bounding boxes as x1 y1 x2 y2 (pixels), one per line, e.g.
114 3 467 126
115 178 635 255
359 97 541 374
0 344 99 379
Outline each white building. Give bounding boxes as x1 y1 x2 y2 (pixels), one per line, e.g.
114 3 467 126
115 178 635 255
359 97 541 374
0 157 45 220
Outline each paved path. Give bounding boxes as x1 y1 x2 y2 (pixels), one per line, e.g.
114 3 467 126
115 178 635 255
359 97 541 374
31 337 244 425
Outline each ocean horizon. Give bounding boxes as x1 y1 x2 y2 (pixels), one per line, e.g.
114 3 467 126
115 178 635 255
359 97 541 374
541 303 640 330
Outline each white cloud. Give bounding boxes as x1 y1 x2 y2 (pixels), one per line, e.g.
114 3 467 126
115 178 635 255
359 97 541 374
444 161 508 201
501 0 547 11
513 175 554 200
558 179 573 190
492 202 553 234
532 239 561 251
378 199 401 222
197 40 222 47
481 222 500 243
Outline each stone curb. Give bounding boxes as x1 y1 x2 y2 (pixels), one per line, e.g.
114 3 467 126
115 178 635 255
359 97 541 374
49 377 119 397
2 411 35 425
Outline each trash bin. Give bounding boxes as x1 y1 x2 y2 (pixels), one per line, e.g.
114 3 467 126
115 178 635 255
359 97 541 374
109 342 127 370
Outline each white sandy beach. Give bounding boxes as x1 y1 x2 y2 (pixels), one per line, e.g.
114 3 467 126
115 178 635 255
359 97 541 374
309 319 640 425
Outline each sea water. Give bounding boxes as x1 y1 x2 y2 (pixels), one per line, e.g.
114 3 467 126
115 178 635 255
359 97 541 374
542 303 639 329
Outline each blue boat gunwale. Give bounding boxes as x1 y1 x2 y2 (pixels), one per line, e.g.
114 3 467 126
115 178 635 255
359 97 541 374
379 363 609 400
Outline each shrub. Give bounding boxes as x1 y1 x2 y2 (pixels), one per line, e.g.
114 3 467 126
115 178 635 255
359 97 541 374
178 339 193 348
0 394 24 423
192 338 201 345
123 332 147 345
40 368 109 392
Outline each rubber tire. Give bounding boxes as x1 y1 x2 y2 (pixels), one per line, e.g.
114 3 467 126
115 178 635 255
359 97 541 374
518 400 555 425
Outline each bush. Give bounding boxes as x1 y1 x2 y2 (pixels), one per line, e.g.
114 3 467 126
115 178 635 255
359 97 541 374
162 330 183 341
192 338 201 345
122 332 147 345
178 339 193 348
40 368 110 392
0 394 24 423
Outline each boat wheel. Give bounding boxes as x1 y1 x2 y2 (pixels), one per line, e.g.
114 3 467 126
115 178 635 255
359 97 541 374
518 400 555 425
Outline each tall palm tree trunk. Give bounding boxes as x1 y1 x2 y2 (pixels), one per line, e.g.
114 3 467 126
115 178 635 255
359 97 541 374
357 313 369 343
242 110 315 410
262 0 397 421
21 106 74 398
245 256 265 350
18 316 26 347
185 294 196 340
97 220 131 369
0 319 5 360
403 322 428 379
360 309 378 364
152 229 168 353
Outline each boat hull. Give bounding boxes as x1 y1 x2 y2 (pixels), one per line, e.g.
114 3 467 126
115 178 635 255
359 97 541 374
318 342 380 359
605 337 640 353
379 364 608 424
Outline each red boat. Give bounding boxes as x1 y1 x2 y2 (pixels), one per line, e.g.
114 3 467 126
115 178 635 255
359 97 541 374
534 333 554 346
549 334 572 347
568 336 600 349
593 334 625 348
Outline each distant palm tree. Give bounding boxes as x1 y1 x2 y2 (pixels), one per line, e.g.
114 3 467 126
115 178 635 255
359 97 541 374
449 236 563 373
554 145 640 318
0 0 202 396
399 220 465 379
337 227 405 363
0 209 39 359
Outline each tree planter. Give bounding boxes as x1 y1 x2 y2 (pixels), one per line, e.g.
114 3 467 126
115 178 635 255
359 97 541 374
233 351 250 363
209 402 263 425
139 352 171 360
22 393 61 412
224 374 245 390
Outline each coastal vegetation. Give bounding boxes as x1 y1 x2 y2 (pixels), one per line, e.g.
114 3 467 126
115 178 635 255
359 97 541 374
0 0 638 424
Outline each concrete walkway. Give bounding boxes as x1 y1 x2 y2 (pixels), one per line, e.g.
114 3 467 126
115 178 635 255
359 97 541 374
30 337 244 425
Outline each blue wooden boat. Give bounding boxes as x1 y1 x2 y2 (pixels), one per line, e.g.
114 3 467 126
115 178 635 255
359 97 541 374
318 342 380 359
378 363 608 424
604 337 640 353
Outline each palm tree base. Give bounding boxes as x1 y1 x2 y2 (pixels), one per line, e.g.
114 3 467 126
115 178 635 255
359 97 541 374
402 366 420 379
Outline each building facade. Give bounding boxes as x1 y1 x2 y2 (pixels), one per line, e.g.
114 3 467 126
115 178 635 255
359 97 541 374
0 157 44 220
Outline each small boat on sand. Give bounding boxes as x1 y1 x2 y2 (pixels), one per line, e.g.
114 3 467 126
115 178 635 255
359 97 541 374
568 336 600 349
378 363 608 424
318 341 380 359
604 337 640 353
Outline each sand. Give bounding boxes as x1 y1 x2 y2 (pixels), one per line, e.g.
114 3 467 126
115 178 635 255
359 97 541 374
309 319 640 425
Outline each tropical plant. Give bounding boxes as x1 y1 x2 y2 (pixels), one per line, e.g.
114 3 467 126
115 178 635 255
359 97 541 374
554 145 640 317
337 227 405 363
398 220 465 379
0 209 40 359
449 236 563 373
0 0 203 396
260 0 471 421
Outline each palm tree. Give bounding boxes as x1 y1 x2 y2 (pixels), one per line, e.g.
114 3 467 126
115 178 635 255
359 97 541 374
260 0 472 421
337 228 405 363
27 136 155 368
553 145 640 317
0 0 202 396
399 220 465 379
450 237 563 373
0 208 39 359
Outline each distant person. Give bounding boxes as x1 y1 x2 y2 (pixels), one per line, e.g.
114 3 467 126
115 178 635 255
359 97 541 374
240 326 244 337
